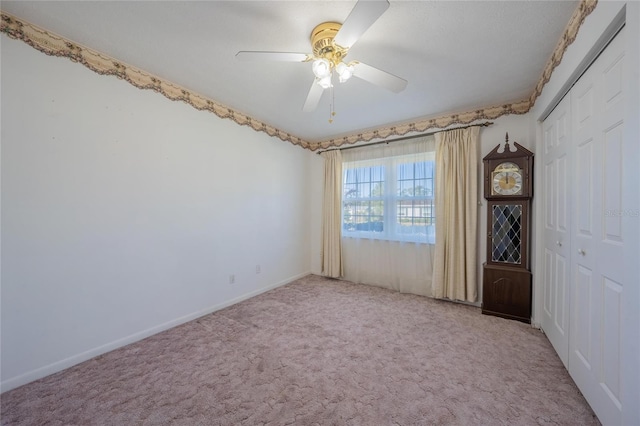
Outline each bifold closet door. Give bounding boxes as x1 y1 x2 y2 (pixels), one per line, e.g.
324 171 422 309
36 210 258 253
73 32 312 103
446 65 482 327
541 27 628 425
541 94 571 368
569 27 626 425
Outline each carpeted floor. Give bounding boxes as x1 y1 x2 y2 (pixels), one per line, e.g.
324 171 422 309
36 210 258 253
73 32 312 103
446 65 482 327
1 274 599 425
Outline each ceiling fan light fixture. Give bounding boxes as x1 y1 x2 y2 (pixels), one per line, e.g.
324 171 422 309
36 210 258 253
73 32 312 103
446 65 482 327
336 62 354 83
236 1 406 114
312 58 332 78
317 75 333 89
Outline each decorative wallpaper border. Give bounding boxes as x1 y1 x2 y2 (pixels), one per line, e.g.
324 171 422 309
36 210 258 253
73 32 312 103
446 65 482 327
0 13 312 150
529 0 598 106
1 0 596 152
313 0 597 151
312 100 531 151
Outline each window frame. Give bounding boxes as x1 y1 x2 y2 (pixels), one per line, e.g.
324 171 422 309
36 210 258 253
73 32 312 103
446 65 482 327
342 152 436 244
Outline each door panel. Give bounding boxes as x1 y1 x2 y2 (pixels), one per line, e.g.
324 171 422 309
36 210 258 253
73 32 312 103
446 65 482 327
541 27 629 426
573 264 593 368
569 28 625 426
602 277 622 409
553 255 567 332
575 139 593 237
603 124 624 242
543 249 553 317
541 94 571 366
556 155 568 232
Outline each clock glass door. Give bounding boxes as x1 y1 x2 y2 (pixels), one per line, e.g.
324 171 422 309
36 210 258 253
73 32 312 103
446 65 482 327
491 204 522 264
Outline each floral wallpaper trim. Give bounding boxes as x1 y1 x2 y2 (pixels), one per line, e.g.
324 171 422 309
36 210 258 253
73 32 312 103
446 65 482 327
529 0 598 106
1 0 596 152
0 12 312 150
309 100 531 151
312 0 598 151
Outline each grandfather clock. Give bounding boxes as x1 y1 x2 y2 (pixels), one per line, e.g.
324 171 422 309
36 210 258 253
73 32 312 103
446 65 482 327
482 134 534 323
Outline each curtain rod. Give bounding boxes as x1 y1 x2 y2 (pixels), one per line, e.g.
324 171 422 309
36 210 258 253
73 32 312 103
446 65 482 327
316 121 493 154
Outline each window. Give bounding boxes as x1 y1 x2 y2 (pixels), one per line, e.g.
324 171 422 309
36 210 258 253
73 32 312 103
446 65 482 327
342 151 435 243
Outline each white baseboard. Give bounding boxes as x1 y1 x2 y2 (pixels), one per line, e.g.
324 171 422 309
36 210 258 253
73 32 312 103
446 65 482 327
0 271 310 394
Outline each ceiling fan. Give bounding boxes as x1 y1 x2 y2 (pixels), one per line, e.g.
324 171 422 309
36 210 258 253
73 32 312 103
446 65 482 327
235 0 408 114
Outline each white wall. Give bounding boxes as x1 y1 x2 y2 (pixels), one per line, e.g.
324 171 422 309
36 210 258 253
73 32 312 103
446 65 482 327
0 37 319 392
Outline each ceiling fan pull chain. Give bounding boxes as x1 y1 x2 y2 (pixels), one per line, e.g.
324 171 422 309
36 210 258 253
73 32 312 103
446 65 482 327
329 83 335 123
332 85 336 120
236 0 406 116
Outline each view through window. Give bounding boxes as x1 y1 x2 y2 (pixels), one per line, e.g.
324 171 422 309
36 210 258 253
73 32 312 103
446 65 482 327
342 152 435 243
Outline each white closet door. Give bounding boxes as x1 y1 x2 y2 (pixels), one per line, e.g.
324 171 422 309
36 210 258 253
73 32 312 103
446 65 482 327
569 27 626 425
541 94 572 367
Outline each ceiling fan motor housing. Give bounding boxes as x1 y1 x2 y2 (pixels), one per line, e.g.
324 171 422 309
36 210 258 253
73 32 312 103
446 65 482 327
311 22 348 67
235 0 406 113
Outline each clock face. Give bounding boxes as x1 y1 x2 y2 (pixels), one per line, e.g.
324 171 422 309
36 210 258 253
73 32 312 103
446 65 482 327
491 162 523 196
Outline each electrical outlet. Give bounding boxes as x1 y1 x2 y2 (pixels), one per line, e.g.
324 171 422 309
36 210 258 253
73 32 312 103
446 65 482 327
255 265 261 274
229 274 235 284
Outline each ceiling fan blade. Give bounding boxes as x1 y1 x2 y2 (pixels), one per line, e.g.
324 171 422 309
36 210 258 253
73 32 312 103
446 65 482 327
303 81 325 112
235 51 312 62
333 0 390 49
352 62 407 93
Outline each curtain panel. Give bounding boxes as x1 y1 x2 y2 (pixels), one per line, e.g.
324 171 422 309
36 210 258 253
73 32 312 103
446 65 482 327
432 127 480 302
341 136 436 296
320 150 344 278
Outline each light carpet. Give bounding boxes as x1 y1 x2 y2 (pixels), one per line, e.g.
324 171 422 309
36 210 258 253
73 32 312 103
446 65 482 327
1 274 598 425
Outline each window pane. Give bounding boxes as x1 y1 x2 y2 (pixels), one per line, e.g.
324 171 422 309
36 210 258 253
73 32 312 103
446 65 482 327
397 200 434 235
397 161 434 197
415 179 428 196
344 183 357 198
358 182 371 198
343 200 384 232
371 200 383 216
394 160 436 240
343 165 385 199
371 182 382 197
398 163 414 181
343 201 356 231
344 169 356 184
425 178 434 197
398 180 413 196
371 165 384 182
356 168 368 184
342 156 435 243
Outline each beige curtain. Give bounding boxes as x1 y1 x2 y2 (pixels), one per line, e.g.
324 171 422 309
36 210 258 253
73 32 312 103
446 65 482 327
432 127 480 302
340 135 436 296
320 150 343 278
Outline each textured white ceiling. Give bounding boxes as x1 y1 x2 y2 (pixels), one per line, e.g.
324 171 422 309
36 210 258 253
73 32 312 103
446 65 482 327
1 1 579 143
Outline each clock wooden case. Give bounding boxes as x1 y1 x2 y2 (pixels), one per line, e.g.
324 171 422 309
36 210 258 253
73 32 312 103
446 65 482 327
482 134 534 323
